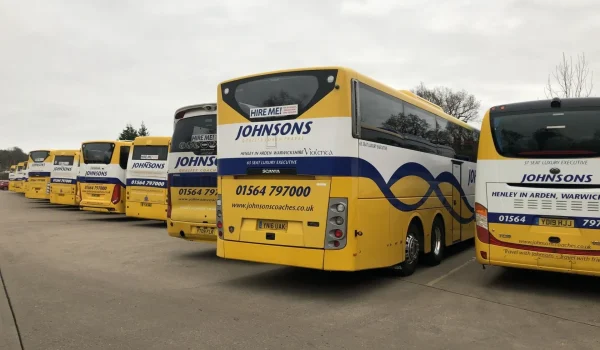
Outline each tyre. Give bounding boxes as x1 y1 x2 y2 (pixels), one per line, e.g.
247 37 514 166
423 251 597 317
424 217 445 266
391 223 421 276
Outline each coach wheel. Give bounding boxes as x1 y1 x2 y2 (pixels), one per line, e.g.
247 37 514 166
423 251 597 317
392 223 420 276
424 218 445 266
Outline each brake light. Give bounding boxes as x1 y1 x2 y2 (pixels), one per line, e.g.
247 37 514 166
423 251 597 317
111 184 121 204
166 176 172 219
325 198 348 250
216 194 223 238
475 202 489 243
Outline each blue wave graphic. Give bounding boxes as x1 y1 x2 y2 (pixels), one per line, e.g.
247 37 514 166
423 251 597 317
358 161 474 224
218 156 475 224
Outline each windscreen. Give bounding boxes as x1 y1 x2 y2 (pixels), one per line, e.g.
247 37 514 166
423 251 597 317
171 115 216 156
491 109 600 158
221 69 338 121
17 166 22 171
82 143 115 164
29 151 50 162
132 145 168 160
54 156 75 166
235 76 318 115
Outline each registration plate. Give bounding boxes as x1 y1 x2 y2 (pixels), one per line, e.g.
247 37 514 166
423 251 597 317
538 217 574 228
195 227 214 235
257 220 288 231
92 194 100 197
141 203 152 207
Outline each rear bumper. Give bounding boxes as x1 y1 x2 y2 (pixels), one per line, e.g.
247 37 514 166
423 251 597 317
50 193 78 206
482 258 600 277
25 188 49 199
475 236 600 277
217 239 326 269
80 200 125 213
167 219 217 243
126 202 167 221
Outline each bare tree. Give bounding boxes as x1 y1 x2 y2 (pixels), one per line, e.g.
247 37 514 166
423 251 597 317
544 52 594 98
412 83 481 122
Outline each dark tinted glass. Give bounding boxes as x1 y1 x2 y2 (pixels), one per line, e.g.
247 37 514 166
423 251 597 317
119 146 130 169
357 83 478 160
30 151 50 162
221 69 338 122
235 76 318 115
358 84 436 154
132 146 168 161
82 143 114 164
171 115 217 156
53 156 74 166
491 109 600 158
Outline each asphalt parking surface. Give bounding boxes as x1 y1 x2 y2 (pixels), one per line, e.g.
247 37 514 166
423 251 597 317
1 191 599 350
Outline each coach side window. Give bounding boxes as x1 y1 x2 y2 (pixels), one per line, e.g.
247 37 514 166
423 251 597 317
435 117 456 158
119 146 130 170
358 84 405 147
472 130 480 159
458 128 478 161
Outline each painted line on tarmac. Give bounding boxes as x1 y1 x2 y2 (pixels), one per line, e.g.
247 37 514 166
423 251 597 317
0 265 24 350
426 257 475 287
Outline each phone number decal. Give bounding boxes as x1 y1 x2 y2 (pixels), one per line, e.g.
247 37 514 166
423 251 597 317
177 188 217 196
235 185 311 197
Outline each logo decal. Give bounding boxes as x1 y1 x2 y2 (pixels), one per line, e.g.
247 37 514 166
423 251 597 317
249 104 298 119
174 156 216 169
234 121 312 140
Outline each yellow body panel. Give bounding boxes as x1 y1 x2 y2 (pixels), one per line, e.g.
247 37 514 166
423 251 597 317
49 150 80 206
13 181 24 193
167 104 218 243
167 219 217 242
125 136 170 221
126 196 167 221
25 150 55 200
50 183 77 205
8 165 16 191
25 177 51 199
13 162 26 193
475 109 600 277
79 140 131 214
217 66 476 271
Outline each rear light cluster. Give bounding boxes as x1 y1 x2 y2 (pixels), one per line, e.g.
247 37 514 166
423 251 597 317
475 202 490 259
111 184 121 205
325 198 348 250
46 183 51 195
216 194 223 238
166 176 172 218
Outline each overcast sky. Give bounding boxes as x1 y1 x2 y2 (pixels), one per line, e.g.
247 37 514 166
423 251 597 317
1 0 598 152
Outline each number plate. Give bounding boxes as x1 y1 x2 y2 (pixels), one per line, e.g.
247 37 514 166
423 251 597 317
195 227 214 235
141 203 152 207
92 194 100 197
257 220 288 231
538 217 574 228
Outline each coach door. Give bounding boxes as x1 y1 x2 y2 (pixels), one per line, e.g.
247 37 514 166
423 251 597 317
451 160 462 242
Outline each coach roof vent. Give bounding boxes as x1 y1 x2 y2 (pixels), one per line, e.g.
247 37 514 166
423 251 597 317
550 97 561 108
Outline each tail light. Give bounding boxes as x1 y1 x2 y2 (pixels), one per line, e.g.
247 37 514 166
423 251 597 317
325 198 348 250
475 202 489 244
111 184 121 204
216 194 223 238
166 176 172 218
